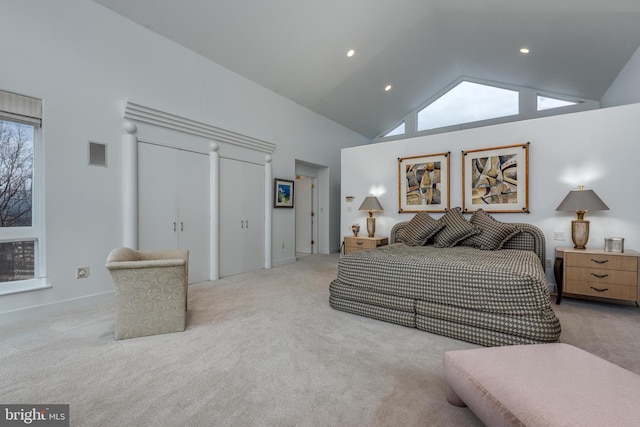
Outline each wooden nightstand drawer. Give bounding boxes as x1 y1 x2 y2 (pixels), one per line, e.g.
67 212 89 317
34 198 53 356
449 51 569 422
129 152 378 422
565 280 637 301
564 266 637 286
343 236 388 255
565 252 637 271
345 237 377 250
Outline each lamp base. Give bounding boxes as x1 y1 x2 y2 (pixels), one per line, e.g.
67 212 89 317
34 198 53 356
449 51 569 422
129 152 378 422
366 217 376 237
571 219 589 249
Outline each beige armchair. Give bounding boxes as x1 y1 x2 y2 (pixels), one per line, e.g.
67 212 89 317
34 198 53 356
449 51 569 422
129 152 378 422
105 247 189 340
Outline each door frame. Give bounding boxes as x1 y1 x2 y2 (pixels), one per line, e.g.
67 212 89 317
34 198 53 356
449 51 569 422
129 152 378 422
295 175 318 255
294 160 329 255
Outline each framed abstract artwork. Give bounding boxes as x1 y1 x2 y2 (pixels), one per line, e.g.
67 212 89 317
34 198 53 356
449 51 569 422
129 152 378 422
274 178 294 208
398 152 450 213
462 142 529 213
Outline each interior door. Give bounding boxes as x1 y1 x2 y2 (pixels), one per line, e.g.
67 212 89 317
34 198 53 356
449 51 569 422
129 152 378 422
138 142 179 251
178 150 210 284
295 176 313 254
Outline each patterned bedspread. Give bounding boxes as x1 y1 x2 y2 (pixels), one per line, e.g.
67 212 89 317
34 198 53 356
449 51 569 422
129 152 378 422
337 243 552 316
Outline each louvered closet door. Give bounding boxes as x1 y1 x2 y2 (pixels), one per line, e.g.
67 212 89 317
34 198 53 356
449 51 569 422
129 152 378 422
220 157 265 277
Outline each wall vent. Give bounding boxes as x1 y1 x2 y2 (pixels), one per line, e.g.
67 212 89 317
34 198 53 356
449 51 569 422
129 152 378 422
89 141 107 167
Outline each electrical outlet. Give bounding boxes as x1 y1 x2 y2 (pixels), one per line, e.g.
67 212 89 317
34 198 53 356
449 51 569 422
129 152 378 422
553 231 565 241
347 206 352 212
76 267 90 279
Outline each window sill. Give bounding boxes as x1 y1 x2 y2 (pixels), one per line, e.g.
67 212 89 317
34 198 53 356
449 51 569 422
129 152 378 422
0 278 50 296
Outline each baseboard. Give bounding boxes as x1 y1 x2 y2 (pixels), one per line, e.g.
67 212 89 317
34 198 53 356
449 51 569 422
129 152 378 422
0 291 114 325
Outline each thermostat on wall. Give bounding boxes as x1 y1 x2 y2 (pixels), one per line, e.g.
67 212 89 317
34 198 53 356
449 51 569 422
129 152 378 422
346 196 355 202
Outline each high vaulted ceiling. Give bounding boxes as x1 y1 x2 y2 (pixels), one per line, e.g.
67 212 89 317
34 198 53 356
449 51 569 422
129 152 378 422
93 0 640 139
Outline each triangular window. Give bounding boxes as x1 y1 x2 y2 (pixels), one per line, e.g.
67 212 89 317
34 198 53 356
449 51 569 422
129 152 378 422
537 95 578 111
384 122 405 137
417 81 519 131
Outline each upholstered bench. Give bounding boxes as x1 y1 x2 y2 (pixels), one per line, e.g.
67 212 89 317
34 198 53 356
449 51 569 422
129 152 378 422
443 343 640 426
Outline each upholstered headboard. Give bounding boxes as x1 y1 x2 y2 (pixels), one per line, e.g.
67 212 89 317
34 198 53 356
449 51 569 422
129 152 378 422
389 221 546 267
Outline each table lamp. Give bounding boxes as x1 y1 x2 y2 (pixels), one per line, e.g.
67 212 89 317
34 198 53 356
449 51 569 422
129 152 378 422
556 186 609 249
359 196 384 237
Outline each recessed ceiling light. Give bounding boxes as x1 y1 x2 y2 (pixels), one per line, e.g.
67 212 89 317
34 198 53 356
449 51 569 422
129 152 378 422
347 49 355 58
520 47 530 54
384 84 392 92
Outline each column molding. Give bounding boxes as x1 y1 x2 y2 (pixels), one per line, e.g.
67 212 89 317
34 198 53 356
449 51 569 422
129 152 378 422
122 120 138 249
210 142 220 280
124 101 275 154
264 155 272 269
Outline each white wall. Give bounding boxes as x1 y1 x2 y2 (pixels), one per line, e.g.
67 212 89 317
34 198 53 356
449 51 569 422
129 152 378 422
0 0 367 315
601 46 640 107
342 103 640 285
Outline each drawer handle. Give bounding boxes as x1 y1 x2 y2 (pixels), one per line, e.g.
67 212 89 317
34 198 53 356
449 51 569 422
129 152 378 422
356 241 364 245
590 273 609 279
590 286 609 293
590 259 609 264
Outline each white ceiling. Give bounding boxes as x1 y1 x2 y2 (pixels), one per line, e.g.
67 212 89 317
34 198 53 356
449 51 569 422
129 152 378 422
92 0 640 139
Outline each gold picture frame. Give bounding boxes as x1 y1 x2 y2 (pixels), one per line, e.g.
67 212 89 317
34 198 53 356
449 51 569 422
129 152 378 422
398 152 450 213
462 142 529 213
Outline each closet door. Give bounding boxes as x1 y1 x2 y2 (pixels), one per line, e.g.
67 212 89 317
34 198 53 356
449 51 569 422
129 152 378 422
242 161 265 271
177 150 209 284
138 143 179 250
138 142 210 284
219 158 245 277
219 158 265 277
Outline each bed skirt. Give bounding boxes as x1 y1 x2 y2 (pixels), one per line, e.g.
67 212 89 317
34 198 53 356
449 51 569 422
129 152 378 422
330 279 561 347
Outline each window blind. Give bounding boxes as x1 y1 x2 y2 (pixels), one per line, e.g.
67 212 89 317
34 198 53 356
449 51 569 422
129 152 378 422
0 89 42 126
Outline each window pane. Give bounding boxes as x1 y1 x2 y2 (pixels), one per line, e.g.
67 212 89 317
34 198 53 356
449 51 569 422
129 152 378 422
537 96 577 111
0 240 35 282
0 119 33 227
385 122 405 137
417 81 519 131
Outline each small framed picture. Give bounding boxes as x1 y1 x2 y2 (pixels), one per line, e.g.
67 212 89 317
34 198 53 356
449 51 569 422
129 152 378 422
274 178 294 208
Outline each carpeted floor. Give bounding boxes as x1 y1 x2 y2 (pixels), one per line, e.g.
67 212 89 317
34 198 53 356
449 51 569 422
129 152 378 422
2 254 640 426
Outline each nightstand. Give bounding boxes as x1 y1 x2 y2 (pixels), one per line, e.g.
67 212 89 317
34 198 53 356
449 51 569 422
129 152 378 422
554 246 640 305
344 235 388 255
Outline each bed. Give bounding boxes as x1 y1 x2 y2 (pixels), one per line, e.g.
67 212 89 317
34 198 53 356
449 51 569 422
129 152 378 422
329 209 561 346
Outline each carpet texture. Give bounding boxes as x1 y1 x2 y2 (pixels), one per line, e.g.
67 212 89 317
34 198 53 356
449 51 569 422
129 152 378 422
2 254 640 426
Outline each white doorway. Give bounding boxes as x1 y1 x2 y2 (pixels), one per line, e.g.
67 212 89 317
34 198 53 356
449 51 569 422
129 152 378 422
295 175 318 256
295 160 330 255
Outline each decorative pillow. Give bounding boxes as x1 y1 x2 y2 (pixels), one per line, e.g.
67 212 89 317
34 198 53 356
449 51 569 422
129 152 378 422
398 212 444 246
432 207 480 248
462 209 521 250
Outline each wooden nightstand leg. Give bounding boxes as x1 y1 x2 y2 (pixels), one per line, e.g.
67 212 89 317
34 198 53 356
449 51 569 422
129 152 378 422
553 257 563 305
